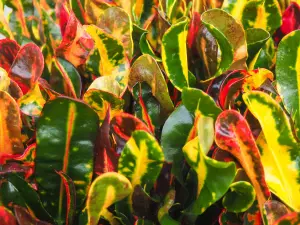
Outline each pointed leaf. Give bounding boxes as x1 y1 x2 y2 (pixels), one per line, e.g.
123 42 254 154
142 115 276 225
86 172 132 225
243 91 300 211
201 9 247 80
139 33 161 61
215 110 271 215
36 97 99 222
161 18 189 91
276 30 300 138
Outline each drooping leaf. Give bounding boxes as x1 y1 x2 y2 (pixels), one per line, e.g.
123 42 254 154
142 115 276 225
56 171 76 225
0 38 19 72
9 42 44 94
276 30 300 138
97 6 133 58
0 90 24 156
215 110 271 216
161 18 189 91
0 206 17 225
222 181 256 213
201 9 247 81
36 97 99 222
243 91 300 211
17 83 46 117
129 54 174 115
182 137 236 215
86 172 132 225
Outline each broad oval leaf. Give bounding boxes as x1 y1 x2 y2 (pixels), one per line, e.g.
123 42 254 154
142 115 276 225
161 18 189 91
86 172 132 225
118 130 164 191
50 57 82 98
0 38 20 72
215 110 271 215
36 97 99 222
276 30 300 138
0 90 24 155
201 9 247 80
243 91 300 211
129 54 174 115
183 137 236 215
97 7 133 58
84 0 111 24
9 43 44 94
222 181 256 213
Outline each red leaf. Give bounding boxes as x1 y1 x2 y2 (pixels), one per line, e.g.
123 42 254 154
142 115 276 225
9 43 44 94
0 206 17 225
0 39 20 72
14 205 52 225
187 12 201 49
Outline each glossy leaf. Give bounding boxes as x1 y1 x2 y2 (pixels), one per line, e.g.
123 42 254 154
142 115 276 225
276 30 300 138
97 7 133 58
183 137 236 215
0 90 24 156
118 130 164 191
9 43 44 94
161 18 189 91
201 9 247 80
222 181 256 213
86 172 132 225
0 38 20 72
215 110 271 215
36 97 99 222
50 57 82 98
129 54 174 115
244 91 300 211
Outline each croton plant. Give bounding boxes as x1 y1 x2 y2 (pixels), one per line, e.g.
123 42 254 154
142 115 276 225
0 0 300 224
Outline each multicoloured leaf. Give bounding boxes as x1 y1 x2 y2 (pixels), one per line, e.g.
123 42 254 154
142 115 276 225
86 172 132 225
50 57 82 98
222 181 256 213
129 54 174 115
13 205 52 225
243 91 300 211
84 0 111 24
97 7 133 58
0 67 10 91
0 38 19 72
139 33 161 61
273 212 300 225
276 30 300 138
215 110 271 216
182 137 236 215
157 189 179 225
0 206 17 225
161 18 189 91
35 97 99 222
9 42 44 94
0 90 24 156
201 9 248 81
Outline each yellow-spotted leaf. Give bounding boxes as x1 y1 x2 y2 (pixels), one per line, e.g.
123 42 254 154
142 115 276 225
242 68 274 92
118 130 164 191
0 90 24 156
215 110 271 217
222 0 282 34
85 25 130 78
243 91 300 211
161 18 189 91
276 30 300 138
17 83 46 117
0 68 10 91
201 9 248 81
183 137 236 215
86 172 132 225
129 54 174 115
97 7 133 58
83 89 124 124
84 0 110 23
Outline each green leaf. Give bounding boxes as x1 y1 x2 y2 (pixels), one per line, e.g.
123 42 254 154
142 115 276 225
36 97 99 222
158 189 179 225
161 18 189 91
276 30 300 138
139 33 161 61
201 9 247 81
273 213 300 225
50 57 82 98
129 54 174 115
182 87 222 120
250 38 275 70
222 181 256 213
243 91 300 211
86 172 132 225
183 137 236 215
97 7 133 58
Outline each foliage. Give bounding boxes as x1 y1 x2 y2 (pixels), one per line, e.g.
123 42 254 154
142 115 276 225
0 0 300 224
